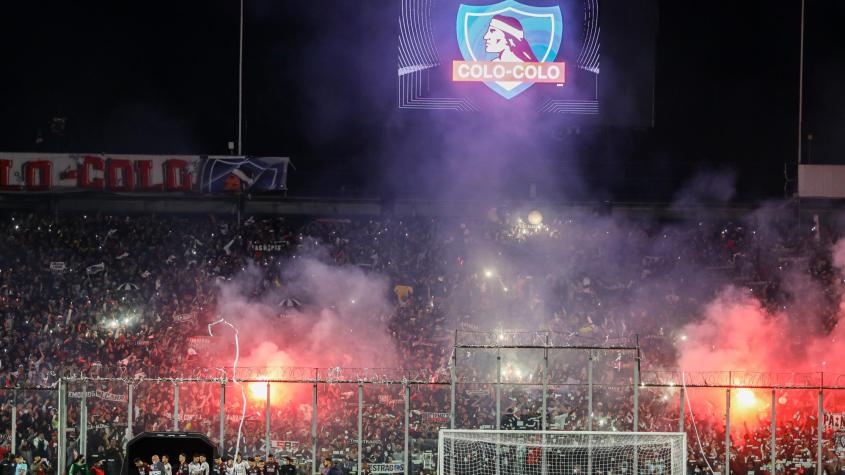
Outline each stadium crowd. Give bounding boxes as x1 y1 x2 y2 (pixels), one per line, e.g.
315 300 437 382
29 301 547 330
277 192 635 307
0 209 842 475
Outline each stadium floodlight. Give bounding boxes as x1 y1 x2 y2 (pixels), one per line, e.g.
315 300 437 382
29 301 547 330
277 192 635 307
438 430 686 475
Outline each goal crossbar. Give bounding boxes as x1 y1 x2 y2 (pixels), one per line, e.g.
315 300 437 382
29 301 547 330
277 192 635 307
438 430 687 475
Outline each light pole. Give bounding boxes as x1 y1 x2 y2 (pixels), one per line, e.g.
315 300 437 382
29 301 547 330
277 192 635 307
238 0 244 156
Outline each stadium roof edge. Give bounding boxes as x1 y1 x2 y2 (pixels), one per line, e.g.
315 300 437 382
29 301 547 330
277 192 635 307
0 194 833 219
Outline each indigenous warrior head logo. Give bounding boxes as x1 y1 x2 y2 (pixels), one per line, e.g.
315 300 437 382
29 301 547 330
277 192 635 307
455 0 564 99
483 15 538 63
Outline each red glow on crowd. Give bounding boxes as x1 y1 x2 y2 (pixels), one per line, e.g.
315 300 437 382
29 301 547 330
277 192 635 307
245 380 295 406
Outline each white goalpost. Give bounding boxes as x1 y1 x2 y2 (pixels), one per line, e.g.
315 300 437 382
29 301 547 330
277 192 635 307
438 430 686 475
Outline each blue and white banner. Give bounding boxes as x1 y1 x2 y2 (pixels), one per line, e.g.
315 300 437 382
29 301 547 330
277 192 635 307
199 156 290 193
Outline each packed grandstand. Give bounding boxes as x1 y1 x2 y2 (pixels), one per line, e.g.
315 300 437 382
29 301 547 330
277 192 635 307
1 208 842 475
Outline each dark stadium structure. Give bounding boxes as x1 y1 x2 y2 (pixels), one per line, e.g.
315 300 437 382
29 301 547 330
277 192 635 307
124 433 215 475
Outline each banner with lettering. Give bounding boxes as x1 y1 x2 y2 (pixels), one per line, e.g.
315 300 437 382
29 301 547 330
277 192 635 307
0 153 289 192
49 262 67 273
249 241 289 253
67 390 127 403
419 412 449 423
370 464 404 474
826 412 845 430
270 441 301 451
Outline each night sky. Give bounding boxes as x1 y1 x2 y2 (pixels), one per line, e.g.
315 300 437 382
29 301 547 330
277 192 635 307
0 0 842 201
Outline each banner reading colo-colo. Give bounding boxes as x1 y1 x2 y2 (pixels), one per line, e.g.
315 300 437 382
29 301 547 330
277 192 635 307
0 153 289 192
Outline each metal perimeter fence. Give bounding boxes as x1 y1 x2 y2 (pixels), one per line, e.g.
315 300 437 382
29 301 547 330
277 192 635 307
5 332 845 475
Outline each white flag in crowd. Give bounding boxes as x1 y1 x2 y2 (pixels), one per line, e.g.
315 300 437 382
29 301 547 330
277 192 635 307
223 238 235 255
101 228 117 246
86 263 105 275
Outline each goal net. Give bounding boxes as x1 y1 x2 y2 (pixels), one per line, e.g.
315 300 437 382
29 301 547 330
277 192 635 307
438 430 686 475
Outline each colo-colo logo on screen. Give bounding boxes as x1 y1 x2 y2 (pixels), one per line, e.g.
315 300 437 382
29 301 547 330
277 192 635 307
453 0 564 99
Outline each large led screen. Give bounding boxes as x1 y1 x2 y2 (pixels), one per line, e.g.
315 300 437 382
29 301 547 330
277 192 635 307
399 0 600 114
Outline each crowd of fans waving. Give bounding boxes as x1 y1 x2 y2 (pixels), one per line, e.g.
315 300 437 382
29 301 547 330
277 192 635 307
0 207 842 475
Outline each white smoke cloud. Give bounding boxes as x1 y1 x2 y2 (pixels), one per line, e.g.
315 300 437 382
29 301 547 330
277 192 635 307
210 256 397 372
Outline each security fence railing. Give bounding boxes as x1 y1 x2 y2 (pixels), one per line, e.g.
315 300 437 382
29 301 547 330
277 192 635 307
6 333 845 475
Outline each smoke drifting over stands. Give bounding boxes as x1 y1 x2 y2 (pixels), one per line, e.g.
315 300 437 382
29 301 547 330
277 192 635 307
1 197 845 473
3 2 845 475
